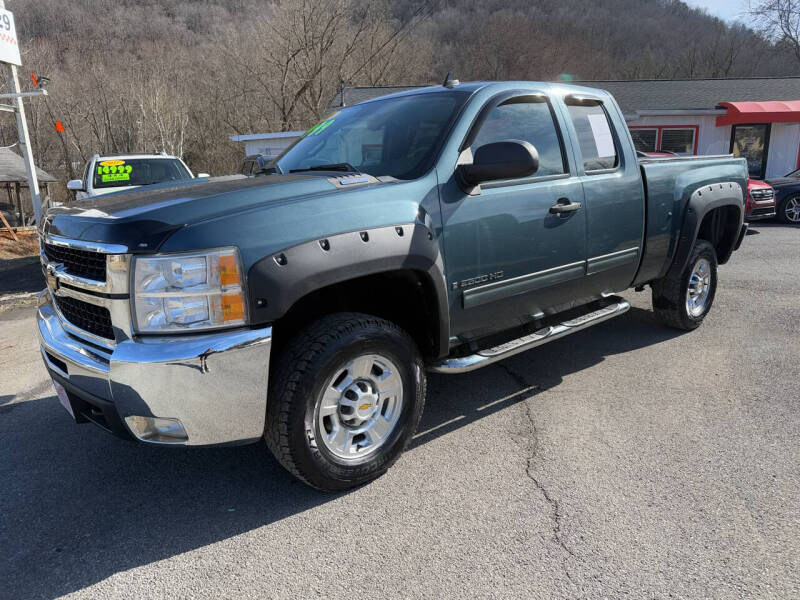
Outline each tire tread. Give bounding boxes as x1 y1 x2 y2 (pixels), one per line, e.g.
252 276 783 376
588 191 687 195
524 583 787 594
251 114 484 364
651 239 717 331
264 313 425 491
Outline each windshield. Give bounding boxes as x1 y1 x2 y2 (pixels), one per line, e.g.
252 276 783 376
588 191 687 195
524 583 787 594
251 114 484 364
784 168 800 178
92 158 192 189
275 91 469 180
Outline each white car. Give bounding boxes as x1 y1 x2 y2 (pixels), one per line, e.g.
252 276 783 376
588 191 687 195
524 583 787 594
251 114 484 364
67 153 208 200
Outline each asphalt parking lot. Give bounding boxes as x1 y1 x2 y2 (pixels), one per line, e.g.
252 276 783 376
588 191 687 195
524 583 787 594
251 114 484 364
1 223 798 599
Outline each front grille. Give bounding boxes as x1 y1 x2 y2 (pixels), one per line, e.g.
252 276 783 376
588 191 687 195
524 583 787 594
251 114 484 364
55 295 114 340
750 188 774 201
43 243 107 282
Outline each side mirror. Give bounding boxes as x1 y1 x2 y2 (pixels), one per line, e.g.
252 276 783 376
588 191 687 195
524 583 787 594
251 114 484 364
196 172 210 178
457 140 539 190
66 179 85 192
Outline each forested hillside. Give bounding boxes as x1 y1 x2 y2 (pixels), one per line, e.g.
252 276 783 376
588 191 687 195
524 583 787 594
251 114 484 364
4 0 797 180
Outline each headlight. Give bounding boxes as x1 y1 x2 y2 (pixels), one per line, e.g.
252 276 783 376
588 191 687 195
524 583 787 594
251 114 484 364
132 247 246 333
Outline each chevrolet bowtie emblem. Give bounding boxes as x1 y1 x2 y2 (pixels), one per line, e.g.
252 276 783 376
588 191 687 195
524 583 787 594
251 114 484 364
45 262 61 292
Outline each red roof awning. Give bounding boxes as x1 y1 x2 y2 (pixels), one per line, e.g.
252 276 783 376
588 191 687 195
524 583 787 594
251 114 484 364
716 100 800 126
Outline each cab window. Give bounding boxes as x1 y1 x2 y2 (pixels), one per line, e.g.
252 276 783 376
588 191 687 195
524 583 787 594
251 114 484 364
472 97 567 177
565 99 619 172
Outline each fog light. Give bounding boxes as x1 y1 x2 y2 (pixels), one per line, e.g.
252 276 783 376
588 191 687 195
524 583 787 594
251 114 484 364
125 415 188 443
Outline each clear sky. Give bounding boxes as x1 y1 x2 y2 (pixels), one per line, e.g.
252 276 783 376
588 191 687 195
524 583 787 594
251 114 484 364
684 0 750 24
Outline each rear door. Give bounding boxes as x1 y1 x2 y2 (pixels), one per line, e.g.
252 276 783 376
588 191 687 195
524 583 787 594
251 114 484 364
441 92 588 341
559 94 645 296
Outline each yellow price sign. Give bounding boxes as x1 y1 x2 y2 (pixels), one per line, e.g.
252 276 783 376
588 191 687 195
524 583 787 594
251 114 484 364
101 172 130 183
98 163 133 182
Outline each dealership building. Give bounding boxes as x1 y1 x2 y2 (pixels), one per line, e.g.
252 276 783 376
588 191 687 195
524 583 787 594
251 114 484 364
238 77 800 181
576 77 800 180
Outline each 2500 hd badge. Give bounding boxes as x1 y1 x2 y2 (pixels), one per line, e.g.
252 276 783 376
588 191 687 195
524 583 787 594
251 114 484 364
452 271 504 290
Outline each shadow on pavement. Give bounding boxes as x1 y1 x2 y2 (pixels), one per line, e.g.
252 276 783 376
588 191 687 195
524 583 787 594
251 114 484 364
415 306 682 448
0 306 682 599
748 221 798 230
0 255 43 294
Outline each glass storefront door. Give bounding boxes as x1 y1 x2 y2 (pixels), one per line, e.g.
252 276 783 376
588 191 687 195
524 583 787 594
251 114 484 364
730 124 771 179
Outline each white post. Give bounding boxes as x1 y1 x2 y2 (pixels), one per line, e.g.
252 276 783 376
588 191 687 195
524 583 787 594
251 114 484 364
8 64 41 223
0 0 41 224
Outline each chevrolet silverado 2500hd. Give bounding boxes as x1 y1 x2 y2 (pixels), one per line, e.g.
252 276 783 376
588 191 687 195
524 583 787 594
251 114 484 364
37 81 748 491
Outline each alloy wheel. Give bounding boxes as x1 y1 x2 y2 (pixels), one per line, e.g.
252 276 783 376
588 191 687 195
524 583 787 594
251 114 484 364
315 354 404 460
784 197 800 223
686 257 712 317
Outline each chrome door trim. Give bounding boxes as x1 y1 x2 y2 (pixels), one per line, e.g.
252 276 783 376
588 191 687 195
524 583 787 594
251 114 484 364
586 247 639 275
462 260 586 309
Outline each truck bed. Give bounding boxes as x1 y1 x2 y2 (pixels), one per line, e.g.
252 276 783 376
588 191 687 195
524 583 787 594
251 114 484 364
634 154 748 285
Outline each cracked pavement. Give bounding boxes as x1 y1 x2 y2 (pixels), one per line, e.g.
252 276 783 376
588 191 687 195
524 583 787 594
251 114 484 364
1 223 798 599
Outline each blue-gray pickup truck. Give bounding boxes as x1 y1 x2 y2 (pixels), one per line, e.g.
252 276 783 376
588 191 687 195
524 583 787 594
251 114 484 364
37 81 748 490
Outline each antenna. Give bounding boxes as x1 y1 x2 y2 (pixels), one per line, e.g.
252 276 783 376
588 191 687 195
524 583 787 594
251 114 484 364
442 72 459 88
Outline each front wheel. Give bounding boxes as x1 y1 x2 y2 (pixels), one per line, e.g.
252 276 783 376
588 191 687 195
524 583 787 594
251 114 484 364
777 195 800 224
651 239 718 330
264 313 426 491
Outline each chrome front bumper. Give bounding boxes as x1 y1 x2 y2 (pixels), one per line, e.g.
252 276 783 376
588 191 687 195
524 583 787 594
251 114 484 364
36 290 272 446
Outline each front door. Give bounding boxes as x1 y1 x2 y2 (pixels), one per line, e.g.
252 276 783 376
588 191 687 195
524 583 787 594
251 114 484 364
440 93 588 341
731 124 771 179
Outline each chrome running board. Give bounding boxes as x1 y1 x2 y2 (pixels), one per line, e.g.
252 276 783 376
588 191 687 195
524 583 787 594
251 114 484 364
429 297 630 374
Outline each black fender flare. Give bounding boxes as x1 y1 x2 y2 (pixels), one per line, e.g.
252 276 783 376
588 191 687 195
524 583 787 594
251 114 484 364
665 182 744 279
247 222 450 358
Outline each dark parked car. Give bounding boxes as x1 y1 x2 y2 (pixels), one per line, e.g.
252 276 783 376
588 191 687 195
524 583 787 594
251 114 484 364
767 169 800 224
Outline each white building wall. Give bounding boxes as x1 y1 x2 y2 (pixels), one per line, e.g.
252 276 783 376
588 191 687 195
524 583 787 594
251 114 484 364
627 113 800 179
766 123 800 178
625 115 729 155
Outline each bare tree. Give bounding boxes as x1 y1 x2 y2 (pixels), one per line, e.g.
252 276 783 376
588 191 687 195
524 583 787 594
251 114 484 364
749 0 800 63
9 0 799 184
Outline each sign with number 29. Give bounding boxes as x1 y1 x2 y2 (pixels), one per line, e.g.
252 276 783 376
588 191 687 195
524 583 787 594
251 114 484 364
0 9 21 67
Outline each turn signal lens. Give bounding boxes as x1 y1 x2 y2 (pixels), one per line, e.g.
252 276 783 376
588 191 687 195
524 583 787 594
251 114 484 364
222 292 245 322
219 254 241 287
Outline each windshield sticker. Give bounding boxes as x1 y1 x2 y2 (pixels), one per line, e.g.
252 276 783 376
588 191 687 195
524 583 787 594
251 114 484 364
305 117 335 137
98 163 133 183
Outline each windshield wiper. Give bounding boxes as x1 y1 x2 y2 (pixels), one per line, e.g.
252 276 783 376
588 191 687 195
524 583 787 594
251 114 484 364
290 163 361 174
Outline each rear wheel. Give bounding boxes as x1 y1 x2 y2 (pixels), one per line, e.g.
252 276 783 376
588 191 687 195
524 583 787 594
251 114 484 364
265 313 426 491
651 239 718 330
777 195 800 224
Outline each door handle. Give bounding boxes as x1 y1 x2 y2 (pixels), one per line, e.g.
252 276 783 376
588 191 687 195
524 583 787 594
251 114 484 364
549 198 582 214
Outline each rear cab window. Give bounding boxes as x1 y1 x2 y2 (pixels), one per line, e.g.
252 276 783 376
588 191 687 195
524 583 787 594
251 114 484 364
565 99 619 173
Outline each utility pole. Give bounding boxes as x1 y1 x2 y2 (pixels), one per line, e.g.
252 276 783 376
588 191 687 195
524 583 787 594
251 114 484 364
0 0 44 224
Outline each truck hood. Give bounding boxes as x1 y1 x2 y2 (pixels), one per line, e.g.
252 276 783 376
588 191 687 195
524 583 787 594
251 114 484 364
88 185 142 198
43 174 384 251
